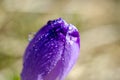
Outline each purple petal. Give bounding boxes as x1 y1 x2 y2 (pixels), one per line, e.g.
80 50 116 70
21 18 80 80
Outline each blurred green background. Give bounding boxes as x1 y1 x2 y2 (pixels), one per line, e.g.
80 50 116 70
0 0 120 80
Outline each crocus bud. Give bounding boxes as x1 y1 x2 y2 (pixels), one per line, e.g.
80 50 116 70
21 18 80 80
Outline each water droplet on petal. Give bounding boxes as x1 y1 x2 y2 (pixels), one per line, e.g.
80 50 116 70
28 32 36 41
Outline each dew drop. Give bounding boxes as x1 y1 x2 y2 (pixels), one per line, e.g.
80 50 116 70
28 32 36 41
47 56 51 59
62 58 64 61
38 38 41 40
33 44 35 47
50 38 54 40
35 49 38 51
49 53 52 55
55 45 58 48
51 43 54 46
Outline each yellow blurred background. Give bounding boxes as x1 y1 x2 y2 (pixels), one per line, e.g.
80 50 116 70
0 0 120 80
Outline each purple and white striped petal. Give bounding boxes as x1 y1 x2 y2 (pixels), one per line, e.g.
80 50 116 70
21 18 80 80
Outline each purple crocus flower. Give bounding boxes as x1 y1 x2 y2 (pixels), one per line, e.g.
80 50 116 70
21 18 80 80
